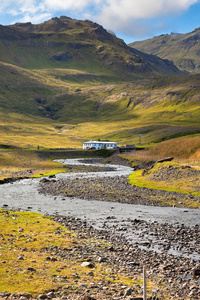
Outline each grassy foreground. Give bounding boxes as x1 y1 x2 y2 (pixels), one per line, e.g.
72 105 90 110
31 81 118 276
0 209 74 295
0 209 156 298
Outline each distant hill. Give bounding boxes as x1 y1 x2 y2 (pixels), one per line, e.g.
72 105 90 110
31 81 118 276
130 28 200 74
0 16 182 78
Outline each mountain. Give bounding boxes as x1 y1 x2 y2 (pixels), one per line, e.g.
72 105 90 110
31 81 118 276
0 17 199 150
130 28 200 74
0 16 182 79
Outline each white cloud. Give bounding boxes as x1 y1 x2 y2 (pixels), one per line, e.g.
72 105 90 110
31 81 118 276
102 0 198 19
0 0 199 37
43 0 90 11
95 0 199 30
17 12 52 24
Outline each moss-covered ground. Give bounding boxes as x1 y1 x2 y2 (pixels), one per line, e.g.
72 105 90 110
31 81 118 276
0 209 157 298
128 161 200 207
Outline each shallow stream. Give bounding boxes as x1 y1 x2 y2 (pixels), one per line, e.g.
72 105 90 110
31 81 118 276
0 158 199 261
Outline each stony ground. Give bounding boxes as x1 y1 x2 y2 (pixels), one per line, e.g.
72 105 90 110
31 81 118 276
52 216 200 299
1 156 200 299
50 216 200 299
38 155 200 208
39 174 200 208
147 165 200 181
1 216 199 300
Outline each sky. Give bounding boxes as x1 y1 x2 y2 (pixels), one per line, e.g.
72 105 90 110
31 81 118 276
1 0 200 44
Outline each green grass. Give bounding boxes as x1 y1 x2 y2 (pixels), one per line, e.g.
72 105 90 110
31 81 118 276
0 28 200 151
0 150 66 180
130 29 200 74
128 161 200 207
0 209 74 295
0 208 150 297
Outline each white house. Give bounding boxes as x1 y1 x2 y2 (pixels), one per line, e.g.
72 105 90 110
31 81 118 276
83 140 118 150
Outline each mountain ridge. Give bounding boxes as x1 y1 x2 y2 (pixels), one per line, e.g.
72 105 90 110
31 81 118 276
130 27 200 74
0 16 182 78
0 17 199 149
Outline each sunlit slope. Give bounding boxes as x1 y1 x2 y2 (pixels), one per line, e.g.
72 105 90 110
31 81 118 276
0 60 199 149
0 16 198 149
130 27 200 74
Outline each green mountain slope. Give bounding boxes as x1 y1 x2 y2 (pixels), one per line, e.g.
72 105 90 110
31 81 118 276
0 17 199 149
130 28 200 74
0 60 199 149
0 17 182 78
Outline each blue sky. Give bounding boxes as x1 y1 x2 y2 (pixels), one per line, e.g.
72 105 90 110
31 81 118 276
0 0 200 44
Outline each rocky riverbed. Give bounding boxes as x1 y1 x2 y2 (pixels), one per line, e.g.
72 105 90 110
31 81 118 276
39 174 200 208
1 157 200 299
36 158 200 299
52 216 200 299
1 215 199 300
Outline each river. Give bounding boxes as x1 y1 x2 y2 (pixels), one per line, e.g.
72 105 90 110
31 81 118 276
0 158 200 261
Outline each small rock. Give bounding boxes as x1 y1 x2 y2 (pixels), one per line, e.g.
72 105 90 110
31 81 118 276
49 175 56 178
192 268 200 276
98 257 107 263
47 291 56 298
15 293 32 299
40 178 50 183
81 262 95 268
38 294 48 299
51 257 58 262
46 256 51 261
27 267 36 272
125 287 134 296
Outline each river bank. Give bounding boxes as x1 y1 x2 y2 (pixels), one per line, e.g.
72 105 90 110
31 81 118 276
52 215 200 299
42 214 200 299
39 157 200 208
0 149 113 181
0 211 199 300
1 157 200 299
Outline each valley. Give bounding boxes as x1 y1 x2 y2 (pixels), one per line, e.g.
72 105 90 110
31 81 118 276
0 17 199 153
0 16 200 300
0 61 200 150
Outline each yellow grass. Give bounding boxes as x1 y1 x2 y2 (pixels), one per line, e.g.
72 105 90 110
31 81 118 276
190 149 200 159
0 151 65 180
0 209 74 295
146 136 200 159
0 209 151 297
129 162 200 207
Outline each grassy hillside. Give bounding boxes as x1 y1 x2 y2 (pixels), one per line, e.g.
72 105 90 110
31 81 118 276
130 27 200 74
0 17 199 152
0 17 182 78
145 136 200 159
0 59 200 150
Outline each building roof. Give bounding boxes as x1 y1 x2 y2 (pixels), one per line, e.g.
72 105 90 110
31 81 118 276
83 140 118 144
